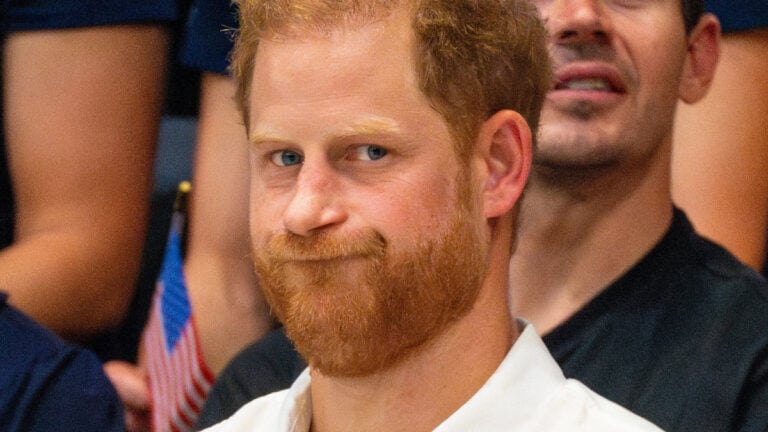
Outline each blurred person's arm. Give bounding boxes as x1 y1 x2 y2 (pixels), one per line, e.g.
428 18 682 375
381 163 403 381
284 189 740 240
1 25 169 339
184 72 273 375
105 72 274 432
673 29 768 271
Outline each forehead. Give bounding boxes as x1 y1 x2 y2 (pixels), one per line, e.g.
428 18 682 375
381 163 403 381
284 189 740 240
251 8 414 88
247 9 447 144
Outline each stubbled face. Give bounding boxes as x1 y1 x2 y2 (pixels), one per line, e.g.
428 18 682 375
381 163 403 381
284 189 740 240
532 0 689 172
247 11 488 377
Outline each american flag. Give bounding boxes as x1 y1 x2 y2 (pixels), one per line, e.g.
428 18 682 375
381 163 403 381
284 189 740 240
144 182 214 431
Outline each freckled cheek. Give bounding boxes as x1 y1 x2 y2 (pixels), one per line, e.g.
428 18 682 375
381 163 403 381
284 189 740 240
248 209 270 248
371 180 457 240
249 192 285 240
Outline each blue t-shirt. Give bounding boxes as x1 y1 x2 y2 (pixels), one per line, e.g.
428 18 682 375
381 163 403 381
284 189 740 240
180 0 237 74
0 0 176 32
706 0 768 32
0 293 124 431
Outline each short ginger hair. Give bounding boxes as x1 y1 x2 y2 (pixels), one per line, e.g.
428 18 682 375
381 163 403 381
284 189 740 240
230 0 551 159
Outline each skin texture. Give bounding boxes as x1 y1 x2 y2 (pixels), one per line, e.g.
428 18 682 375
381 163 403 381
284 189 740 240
246 8 530 431
510 0 719 333
672 29 768 271
1 25 169 339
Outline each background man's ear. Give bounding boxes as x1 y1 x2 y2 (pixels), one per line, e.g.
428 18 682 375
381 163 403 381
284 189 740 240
479 110 532 219
680 13 720 104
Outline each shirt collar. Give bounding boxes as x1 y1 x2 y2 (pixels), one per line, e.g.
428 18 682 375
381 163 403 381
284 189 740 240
279 320 564 431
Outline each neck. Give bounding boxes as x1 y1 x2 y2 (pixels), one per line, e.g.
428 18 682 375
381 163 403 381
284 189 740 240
509 151 674 334
310 222 517 432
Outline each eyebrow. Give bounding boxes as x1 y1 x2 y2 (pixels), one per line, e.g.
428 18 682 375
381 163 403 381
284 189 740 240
338 117 401 137
249 131 290 148
250 116 402 148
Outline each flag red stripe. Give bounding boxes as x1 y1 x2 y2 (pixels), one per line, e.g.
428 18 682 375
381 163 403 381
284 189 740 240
145 281 214 432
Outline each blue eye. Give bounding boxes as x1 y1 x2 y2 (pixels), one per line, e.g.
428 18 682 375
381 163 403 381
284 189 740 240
355 145 388 161
271 150 303 167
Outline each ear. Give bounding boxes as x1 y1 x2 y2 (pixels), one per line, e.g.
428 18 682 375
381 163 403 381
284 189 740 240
679 13 720 104
477 110 532 219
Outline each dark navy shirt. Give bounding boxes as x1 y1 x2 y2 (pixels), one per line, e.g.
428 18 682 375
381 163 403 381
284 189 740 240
180 0 238 75
706 0 768 32
0 292 124 431
0 0 176 32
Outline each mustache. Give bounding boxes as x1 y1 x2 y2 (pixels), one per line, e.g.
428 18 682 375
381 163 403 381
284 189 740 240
262 230 387 262
550 42 617 64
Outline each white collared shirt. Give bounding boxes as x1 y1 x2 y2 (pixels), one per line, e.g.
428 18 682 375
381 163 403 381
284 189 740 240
203 323 662 431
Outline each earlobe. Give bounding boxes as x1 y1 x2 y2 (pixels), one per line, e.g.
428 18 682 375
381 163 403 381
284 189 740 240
480 110 532 219
680 14 720 104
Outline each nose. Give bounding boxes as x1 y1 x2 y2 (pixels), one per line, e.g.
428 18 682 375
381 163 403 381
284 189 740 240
282 160 347 237
544 0 611 45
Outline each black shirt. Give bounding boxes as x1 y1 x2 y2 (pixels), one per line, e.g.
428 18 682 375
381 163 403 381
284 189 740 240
545 209 768 431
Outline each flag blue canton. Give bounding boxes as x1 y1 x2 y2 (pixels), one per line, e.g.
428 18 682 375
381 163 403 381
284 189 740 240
159 222 192 352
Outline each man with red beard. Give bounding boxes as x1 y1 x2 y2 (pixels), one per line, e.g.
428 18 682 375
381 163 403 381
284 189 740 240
201 0 661 431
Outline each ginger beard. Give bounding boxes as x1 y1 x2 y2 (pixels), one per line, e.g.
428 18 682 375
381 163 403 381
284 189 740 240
253 172 488 377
